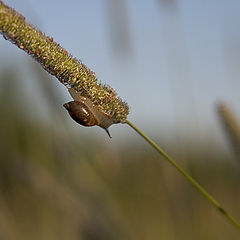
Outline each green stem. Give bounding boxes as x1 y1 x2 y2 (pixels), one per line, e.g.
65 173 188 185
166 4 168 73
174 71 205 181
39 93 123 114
125 120 240 231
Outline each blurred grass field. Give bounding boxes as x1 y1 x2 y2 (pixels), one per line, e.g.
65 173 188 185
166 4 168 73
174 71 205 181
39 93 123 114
1 1 240 238
0 65 240 240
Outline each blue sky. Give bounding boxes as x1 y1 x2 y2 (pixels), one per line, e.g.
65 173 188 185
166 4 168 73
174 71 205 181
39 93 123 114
1 0 240 143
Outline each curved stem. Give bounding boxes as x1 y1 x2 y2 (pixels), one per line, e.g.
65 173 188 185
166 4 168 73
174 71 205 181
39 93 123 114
125 120 240 231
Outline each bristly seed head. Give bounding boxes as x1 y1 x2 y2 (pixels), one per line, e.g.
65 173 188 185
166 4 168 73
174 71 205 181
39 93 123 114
0 1 129 123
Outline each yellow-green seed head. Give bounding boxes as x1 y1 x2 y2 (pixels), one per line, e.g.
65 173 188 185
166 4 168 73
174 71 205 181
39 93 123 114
0 1 129 122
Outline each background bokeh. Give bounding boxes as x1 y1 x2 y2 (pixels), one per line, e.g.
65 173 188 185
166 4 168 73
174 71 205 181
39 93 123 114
0 0 240 239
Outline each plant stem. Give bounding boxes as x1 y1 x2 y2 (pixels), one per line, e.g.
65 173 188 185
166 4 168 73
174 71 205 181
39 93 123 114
125 120 240 231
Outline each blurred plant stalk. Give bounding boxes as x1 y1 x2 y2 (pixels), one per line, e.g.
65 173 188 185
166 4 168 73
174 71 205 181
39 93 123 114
218 103 240 161
105 0 132 57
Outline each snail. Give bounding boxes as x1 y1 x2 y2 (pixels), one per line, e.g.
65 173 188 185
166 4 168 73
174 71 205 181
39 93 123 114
63 88 115 138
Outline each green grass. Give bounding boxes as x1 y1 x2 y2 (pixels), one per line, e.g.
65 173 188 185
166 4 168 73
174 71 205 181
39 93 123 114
0 68 240 239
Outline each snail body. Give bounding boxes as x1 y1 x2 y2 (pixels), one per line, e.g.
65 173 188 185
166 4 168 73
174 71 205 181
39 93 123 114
64 88 115 138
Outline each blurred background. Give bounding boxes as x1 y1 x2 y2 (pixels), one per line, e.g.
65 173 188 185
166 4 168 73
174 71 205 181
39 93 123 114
1 0 240 239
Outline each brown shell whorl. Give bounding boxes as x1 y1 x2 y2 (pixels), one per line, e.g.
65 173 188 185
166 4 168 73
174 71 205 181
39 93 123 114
63 101 98 127
64 88 115 137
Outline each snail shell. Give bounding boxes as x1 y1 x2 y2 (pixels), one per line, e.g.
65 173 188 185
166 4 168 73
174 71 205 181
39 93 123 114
63 88 115 138
63 101 98 127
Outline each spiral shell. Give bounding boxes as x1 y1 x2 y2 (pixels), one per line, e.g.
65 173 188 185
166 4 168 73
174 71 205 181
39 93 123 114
63 101 98 127
64 88 115 138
